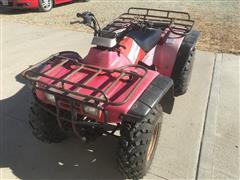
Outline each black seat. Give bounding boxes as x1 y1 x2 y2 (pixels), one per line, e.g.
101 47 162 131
127 29 162 52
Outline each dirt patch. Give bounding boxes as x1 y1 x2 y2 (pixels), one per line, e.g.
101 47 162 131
1 0 239 54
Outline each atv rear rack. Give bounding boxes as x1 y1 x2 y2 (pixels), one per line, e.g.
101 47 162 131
22 54 148 107
105 7 194 36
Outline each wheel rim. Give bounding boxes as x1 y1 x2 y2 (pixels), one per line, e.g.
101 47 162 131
41 0 52 10
146 122 160 162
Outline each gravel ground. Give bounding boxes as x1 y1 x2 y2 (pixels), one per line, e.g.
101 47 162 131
1 0 240 54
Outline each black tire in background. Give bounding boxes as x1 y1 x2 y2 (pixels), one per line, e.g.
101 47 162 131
38 0 53 12
118 104 163 179
174 48 196 96
29 100 66 143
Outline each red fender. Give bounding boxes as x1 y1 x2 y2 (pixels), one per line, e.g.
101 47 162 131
153 31 184 77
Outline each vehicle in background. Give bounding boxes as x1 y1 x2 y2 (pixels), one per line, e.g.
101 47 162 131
0 0 90 12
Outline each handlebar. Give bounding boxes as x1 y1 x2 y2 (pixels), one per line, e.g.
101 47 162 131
70 20 83 25
76 11 94 25
76 13 84 18
71 11 101 36
76 13 82 18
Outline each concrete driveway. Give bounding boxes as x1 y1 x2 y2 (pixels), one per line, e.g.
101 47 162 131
0 22 239 179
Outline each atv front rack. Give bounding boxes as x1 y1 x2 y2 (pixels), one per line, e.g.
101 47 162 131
22 54 147 107
105 7 194 36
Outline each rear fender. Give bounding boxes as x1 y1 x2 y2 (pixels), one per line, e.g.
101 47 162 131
123 75 174 122
153 31 184 77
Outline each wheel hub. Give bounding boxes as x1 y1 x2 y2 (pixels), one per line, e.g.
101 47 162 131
41 0 51 10
147 122 160 162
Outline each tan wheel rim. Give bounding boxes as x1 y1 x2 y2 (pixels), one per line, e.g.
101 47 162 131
147 122 160 162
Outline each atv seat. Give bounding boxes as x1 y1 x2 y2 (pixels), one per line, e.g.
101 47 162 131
127 29 162 52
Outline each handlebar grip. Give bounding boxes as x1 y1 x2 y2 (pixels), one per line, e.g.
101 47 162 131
77 13 82 18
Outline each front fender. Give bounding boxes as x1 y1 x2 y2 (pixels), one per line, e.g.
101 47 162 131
123 75 174 122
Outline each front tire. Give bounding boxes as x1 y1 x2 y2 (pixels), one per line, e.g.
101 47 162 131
118 104 163 179
38 0 53 12
29 100 66 143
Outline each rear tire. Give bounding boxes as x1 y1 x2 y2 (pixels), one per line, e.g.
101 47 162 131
29 100 66 143
174 48 196 96
38 0 53 12
118 104 163 179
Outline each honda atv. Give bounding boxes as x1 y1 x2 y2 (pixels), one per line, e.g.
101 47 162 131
22 7 199 179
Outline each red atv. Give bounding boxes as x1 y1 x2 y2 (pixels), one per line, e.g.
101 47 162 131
22 8 199 179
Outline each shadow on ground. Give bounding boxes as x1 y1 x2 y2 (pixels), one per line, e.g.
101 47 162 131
0 74 124 180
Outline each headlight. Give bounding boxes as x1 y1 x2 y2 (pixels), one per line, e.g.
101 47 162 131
83 105 99 117
45 93 56 104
